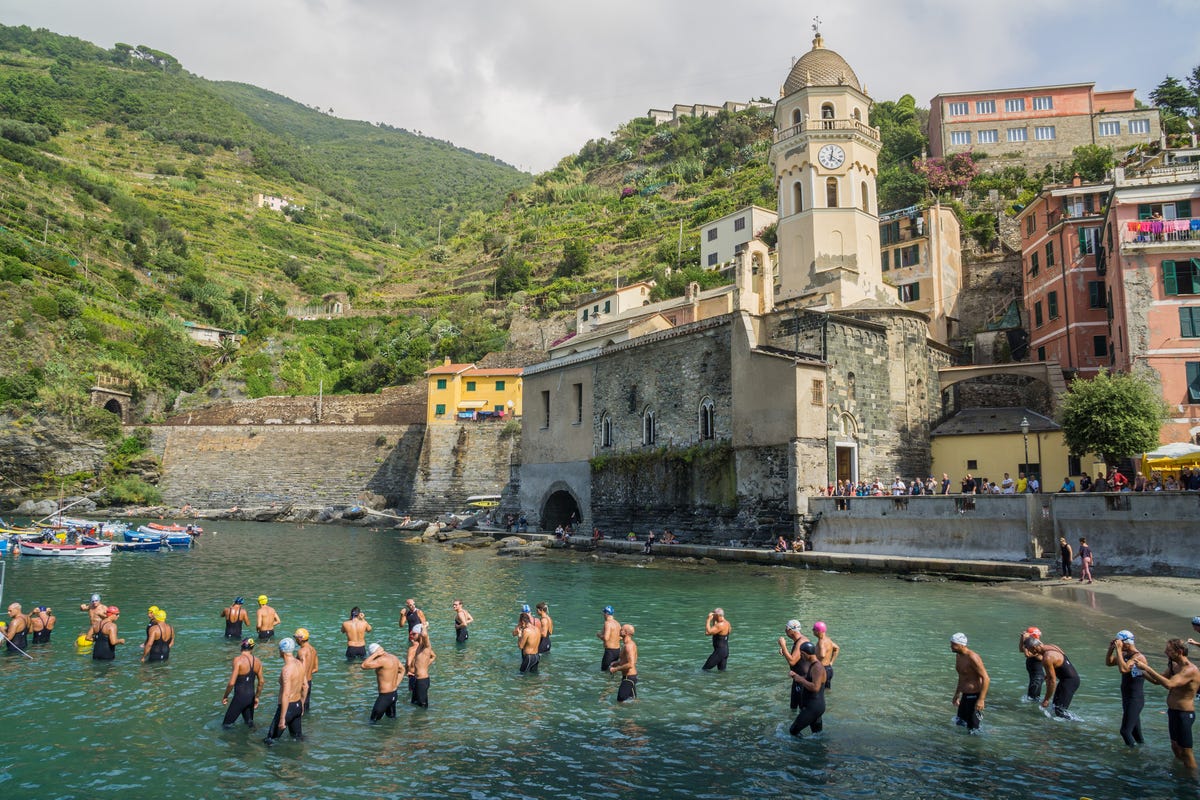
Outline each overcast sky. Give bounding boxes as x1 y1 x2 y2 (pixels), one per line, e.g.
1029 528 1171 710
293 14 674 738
1 1 1195 173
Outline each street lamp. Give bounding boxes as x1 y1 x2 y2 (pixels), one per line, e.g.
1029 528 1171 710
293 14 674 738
1020 416 1030 476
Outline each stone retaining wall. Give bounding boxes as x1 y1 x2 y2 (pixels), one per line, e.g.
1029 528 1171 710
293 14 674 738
1051 493 1200 576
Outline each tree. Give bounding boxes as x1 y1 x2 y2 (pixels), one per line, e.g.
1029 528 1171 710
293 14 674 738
1150 75 1197 130
556 239 591 278
494 252 531 296
1058 370 1168 465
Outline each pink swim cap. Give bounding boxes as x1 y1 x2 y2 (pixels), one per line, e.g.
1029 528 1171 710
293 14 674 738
813 621 827 633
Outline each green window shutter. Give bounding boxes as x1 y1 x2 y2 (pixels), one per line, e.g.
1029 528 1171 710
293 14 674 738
1188 363 1200 402
1138 204 1152 220
1078 228 1087 252
1181 308 1196 338
893 249 901 269
1163 261 1178 295
435 404 446 416
437 378 447 390
1178 200 1192 218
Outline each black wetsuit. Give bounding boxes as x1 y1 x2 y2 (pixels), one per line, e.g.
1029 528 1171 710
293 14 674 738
345 645 366 661
224 609 244 639
264 701 303 744
223 655 259 727
6 625 28 654
146 624 173 662
520 652 541 674
405 608 423 632
617 673 638 702
1060 544 1072 578
370 690 398 721
789 660 826 736
31 624 50 645
703 633 729 671
1025 654 1045 699
1168 709 1195 750
788 641 806 709
956 693 982 731
412 677 430 708
1050 648 1081 717
538 632 551 654
455 621 468 643
601 647 620 672
92 624 117 661
1119 663 1146 746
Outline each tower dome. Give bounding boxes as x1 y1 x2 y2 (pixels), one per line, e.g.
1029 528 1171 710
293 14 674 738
782 34 861 95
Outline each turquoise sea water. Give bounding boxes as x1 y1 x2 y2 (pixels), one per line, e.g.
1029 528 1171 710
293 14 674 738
0 523 1197 799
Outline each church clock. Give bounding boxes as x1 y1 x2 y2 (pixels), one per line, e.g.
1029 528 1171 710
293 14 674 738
817 143 845 169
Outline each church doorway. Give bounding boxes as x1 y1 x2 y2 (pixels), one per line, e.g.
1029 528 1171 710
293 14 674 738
541 490 581 531
835 444 857 484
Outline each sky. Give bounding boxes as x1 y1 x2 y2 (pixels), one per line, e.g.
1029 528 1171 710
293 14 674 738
0 1 1195 173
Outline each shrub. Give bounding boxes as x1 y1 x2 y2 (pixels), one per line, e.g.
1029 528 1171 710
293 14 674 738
103 476 162 506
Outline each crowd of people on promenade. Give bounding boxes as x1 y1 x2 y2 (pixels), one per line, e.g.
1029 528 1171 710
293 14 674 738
824 465 1200 498
3 588 1199 771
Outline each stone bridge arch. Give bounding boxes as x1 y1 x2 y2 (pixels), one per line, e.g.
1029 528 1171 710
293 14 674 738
539 481 583 532
938 361 1067 412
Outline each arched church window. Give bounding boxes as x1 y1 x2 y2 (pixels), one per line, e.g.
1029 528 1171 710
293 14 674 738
642 407 656 446
852 107 862 121
793 182 803 214
847 372 856 401
861 181 869 213
792 108 803 126
600 412 613 448
821 103 835 119
698 397 715 440
826 177 838 208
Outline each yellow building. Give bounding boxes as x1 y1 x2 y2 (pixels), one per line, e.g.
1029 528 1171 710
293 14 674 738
931 407 1103 489
424 360 523 424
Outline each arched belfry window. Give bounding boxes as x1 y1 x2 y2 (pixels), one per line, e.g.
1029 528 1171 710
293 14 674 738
826 177 839 208
791 108 803 126
861 181 869 213
600 412 613 448
793 182 803 214
852 107 862 121
698 397 715 440
642 406 656 446
821 103 835 119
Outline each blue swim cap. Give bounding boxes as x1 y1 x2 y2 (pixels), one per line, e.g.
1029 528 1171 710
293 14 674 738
521 604 531 614
603 606 614 615
278 637 297 654
234 596 244 605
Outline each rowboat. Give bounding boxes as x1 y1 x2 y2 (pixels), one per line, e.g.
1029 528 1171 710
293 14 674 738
112 539 175 552
142 522 203 534
18 541 113 557
128 526 193 546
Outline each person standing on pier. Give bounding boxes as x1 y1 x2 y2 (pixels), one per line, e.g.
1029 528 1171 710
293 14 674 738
363 643 401 721
949 633 988 732
1136 638 1200 771
609 624 639 702
221 597 249 639
702 608 732 671
1107 630 1146 746
598 606 621 673
341 607 372 661
294 628 318 714
536 602 553 653
1027 638 1081 718
263 638 306 745
222 637 263 729
452 600 473 643
789 641 827 736
256 596 280 641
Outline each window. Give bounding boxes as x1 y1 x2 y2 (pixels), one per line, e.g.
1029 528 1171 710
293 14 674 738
1093 336 1109 357
811 379 825 405
1045 242 1055 267
707 253 719 267
1088 281 1106 309
967 459 979 471
1181 307 1200 338
821 103 835 119
436 378 447 390
975 99 996 114
1048 291 1059 320
899 244 920 267
1026 215 1036 235
600 413 612 447
1007 127 1027 142
880 220 901 245
847 372 856 400
977 129 998 144
1163 259 1200 296
881 250 890 271
950 130 971 146
1079 227 1100 255
495 380 506 391
1034 126 1056 140
494 405 505 413
698 397 715 440
734 216 746 231
1129 119 1151 135
604 300 611 313
435 403 446 416
1034 301 1044 327
826 177 838 208
1005 98 1026 112
541 390 550 428
582 309 589 321
898 283 920 302
1138 201 1192 220
793 182 803 213
1098 120 1120 137
642 407 656 445
1032 96 1054 111
1036 347 1046 361
1029 251 1040 277
1188 363 1200 402
861 181 869 213
947 101 968 116
573 383 583 424
466 381 476 392
707 228 718 241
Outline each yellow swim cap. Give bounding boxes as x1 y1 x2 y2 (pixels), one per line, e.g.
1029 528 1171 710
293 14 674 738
294 627 309 641
154 610 167 622
258 595 268 605
149 605 160 614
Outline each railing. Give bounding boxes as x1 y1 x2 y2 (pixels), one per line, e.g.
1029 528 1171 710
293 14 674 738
774 118 880 143
1121 217 1200 246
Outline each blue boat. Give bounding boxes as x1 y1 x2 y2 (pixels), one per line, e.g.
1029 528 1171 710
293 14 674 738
127 526 193 546
112 539 176 552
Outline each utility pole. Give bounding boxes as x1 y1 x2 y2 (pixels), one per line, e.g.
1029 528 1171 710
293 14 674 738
677 219 683 266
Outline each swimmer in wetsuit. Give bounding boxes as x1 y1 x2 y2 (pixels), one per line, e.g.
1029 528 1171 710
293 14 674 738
142 609 174 663
452 600 473 644
341 607 372 661
950 633 989 732
609 624 638 702
1019 626 1045 699
221 597 249 639
256 596 280 641
222 638 263 728
516 612 542 674
1108 630 1146 746
263 637 306 745
1136 638 1200 770
400 598 427 634
1028 638 1081 718
30 606 54 644
5 603 30 655
598 606 621 672
789 641 827 736
363 643 401 721
702 608 731 671
779 620 810 709
536 602 553 653
91 606 125 661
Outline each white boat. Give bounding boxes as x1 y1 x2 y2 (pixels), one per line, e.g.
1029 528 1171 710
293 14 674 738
18 541 113 557
130 526 193 546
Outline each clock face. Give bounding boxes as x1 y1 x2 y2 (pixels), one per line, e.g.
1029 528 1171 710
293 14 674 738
817 144 845 169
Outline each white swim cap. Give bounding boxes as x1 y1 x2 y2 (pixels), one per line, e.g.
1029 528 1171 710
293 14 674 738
367 643 382 655
785 619 802 631
1116 630 1135 642
411 623 424 635
950 632 968 646
278 637 297 654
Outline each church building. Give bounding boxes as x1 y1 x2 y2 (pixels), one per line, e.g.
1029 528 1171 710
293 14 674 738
516 34 956 540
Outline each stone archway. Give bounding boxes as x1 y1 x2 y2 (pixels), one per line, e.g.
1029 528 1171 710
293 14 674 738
89 386 132 424
541 489 581 531
104 397 124 417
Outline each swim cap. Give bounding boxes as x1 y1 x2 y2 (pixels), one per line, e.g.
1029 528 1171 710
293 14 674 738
293 627 309 641
107 606 120 617
367 643 382 655
1026 626 1042 638
278 637 297 654
1192 616 1200 626
799 641 816 655
603 606 614 615
521 604 531 614
411 623 424 636
258 595 268 605
785 619 802 631
1116 630 1135 642
37 606 46 612
148 605 160 614
950 632 968 646
153 610 167 622
240 638 255 650
234 597 244 605
1027 637 1042 648
91 593 101 602
813 621 827 633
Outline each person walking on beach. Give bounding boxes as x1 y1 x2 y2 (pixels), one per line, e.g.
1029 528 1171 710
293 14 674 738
452 600 473 643
1107 630 1146 746
141 609 174 663
362 643 401 721
341 607 372 661
1019 626 1044 700
812 621 840 690
1058 538 1073 579
1078 537 1095 584
400 598 427 633
408 627 435 708
221 597 249 639
779 620 810 709
950 633 988 732
609 624 638 702
536 602 553 653
294 628 318 713
263 638 306 745
702 608 731 671
1136 638 1200 771
598 606 621 672
256 596 280 641
222 637 263 729
516 611 542 673
1027 638 1081 718
789 641 827 736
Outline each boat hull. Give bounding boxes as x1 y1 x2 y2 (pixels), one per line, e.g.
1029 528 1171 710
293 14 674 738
129 527 193 545
18 541 113 557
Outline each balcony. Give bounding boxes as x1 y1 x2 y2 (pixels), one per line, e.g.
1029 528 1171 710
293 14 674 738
1121 217 1200 249
774 118 880 143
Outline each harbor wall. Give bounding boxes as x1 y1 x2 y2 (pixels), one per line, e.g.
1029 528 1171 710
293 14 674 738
1051 493 1200 577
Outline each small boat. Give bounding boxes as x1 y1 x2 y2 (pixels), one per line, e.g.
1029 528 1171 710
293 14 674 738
18 541 113 557
112 540 175 552
143 522 203 534
129 526 193 546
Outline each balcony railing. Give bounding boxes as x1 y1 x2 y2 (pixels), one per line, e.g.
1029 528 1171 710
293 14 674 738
1121 217 1200 246
774 118 880 143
